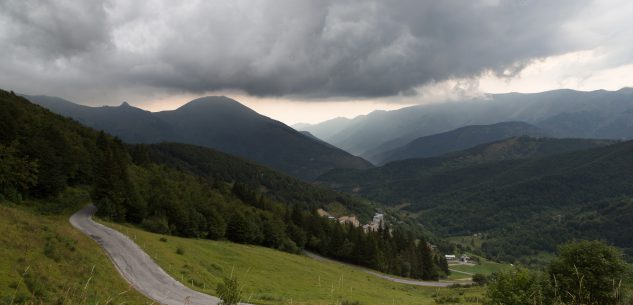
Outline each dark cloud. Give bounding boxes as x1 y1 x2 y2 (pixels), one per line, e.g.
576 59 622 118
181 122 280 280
0 0 610 102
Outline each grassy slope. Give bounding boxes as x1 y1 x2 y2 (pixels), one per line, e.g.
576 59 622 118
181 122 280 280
106 222 485 305
448 259 512 281
0 204 151 305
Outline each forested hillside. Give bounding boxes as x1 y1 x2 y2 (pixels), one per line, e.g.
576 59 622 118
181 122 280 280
318 137 633 262
0 90 447 280
134 143 373 218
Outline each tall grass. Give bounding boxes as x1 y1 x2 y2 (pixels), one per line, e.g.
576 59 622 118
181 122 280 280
6 263 138 305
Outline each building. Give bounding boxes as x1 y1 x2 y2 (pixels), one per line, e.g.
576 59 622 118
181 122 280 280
362 213 385 232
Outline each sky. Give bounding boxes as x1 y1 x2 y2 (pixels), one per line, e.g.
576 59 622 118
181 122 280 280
1 0 633 125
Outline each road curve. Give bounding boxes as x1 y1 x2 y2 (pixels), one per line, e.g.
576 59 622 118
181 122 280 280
304 251 457 287
70 205 249 305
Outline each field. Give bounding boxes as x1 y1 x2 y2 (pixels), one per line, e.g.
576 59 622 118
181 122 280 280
0 202 151 305
447 258 512 281
105 222 486 305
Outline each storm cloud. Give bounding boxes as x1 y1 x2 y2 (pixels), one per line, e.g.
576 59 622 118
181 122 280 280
0 0 623 103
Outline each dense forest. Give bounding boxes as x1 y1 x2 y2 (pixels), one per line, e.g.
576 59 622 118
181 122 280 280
318 136 633 263
0 90 447 280
134 142 375 220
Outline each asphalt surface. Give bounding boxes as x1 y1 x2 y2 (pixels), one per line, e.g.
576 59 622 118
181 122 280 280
70 205 251 305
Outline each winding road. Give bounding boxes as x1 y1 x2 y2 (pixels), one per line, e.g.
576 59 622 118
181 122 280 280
70 205 459 305
70 205 238 305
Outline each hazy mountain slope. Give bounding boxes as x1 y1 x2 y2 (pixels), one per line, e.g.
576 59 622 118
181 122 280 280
299 131 339 149
318 138 633 261
308 88 633 156
293 117 353 142
373 121 546 164
27 95 372 180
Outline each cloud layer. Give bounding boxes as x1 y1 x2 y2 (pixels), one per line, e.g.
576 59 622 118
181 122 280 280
0 0 626 103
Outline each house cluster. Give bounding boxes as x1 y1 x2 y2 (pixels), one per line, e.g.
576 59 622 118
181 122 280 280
444 254 472 264
362 213 384 232
318 209 386 233
319 208 361 227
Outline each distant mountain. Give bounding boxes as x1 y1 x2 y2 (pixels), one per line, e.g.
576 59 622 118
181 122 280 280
28 95 174 143
302 88 633 157
293 117 353 143
372 121 546 164
317 137 633 261
27 95 372 180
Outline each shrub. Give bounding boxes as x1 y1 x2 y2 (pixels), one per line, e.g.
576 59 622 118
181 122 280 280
472 273 488 286
216 276 242 305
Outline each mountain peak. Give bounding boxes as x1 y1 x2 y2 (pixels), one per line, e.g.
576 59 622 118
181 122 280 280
180 96 240 108
120 101 131 107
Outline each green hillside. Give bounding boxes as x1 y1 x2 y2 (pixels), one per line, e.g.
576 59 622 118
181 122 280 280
317 137 633 263
105 221 485 305
0 200 151 304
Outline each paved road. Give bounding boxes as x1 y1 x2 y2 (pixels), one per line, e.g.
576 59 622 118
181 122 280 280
70 205 251 305
304 251 458 287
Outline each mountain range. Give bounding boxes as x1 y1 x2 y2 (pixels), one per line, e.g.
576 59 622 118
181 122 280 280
296 88 633 159
26 95 372 180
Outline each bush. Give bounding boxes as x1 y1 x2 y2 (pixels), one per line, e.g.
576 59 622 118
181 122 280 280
472 273 488 285
485 267 552 305
217 276 242 305
176 247 185 255
485 240 630 305
549 240 629 305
